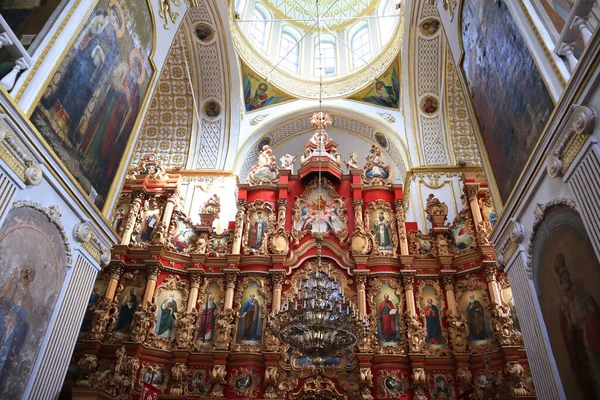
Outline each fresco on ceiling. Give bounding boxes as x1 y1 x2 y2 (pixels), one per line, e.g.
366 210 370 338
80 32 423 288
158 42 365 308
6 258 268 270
348 56 399 108
30 0 154 210
195 23 214 42
0 208 68 398
534 211 600 399
461 0 554 202
419 18 441 36
204 100 221 118
420 96 439 115
242 61 295 112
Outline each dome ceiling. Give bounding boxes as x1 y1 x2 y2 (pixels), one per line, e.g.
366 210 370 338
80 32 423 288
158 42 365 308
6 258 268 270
231 0 403 99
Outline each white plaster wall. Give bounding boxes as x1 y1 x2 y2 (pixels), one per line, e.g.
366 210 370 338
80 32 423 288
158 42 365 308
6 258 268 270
436 0 463 66
0 163 110 400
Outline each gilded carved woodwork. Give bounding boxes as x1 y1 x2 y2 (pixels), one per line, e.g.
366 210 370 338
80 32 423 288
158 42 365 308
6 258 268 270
364 199 398 256
242 199 276 255
291 177 348 245
231 275 272 352
228 367 261 398
366 276 406 355
249 145 280 185
361 145 393 186
425 194 448 226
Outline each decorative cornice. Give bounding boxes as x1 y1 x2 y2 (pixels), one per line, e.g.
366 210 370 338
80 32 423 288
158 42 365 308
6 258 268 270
546 105 596 178
495 218 524 271
74 222 111 266
0 115 43 186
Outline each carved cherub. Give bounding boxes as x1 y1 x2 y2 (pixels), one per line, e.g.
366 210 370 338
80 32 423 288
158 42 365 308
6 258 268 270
279 154 297 171
345 152 359 170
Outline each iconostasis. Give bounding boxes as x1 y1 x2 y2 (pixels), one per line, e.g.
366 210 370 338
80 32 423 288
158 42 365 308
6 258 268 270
67 129 533 400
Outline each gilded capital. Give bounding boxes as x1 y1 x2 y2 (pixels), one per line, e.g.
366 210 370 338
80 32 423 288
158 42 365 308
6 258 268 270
109 264 124 281
166 190 180 204
483 262 498 282
354 272 368 289
402 273 415 290
353 199 363 209
225 271 238 288
147 264 161 281
270 272 285 289
190 273 204 287
441 273 455 290
465 185 480 200
277 199 288 208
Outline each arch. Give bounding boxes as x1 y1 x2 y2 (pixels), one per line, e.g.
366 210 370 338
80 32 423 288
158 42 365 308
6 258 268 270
349 21 371 69
378 0 396 45
249 3 270 50
279 26 301 73
235 105 411 184
314 33 337 77
529 202 600 399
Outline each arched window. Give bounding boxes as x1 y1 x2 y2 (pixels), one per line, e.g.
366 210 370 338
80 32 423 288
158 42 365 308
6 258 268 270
378 0 396 45
250 4 269 50
315 35 337 76
279 27 301 72
350 23 371 69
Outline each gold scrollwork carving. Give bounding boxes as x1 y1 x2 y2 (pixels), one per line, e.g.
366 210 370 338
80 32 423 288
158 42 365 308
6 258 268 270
291 177 348 245
242 199 276 255
364 199 398 256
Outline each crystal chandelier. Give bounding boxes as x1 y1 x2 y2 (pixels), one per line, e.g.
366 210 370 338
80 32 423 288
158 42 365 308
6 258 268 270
272 236 368 365
267 0 368 366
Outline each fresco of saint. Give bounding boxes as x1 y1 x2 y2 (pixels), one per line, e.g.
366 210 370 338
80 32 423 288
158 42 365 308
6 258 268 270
424 298 443 344
0 267 35 376
373 211 393 252
240 293 261 341
248 211 268 250
554 253 600 397
466 294 489 341
156 293 178 339
31 0 153 209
